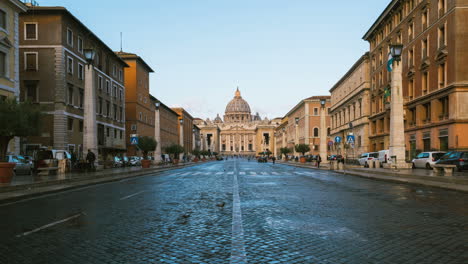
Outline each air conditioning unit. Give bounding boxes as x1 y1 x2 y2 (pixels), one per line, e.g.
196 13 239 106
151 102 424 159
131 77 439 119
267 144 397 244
131 124 137 131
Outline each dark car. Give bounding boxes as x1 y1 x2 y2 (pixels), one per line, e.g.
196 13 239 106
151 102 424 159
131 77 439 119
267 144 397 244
32 149 59 174
435 151 468 171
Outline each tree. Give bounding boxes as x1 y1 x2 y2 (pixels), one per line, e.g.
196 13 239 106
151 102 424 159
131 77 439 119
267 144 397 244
280 147 292 158
200 150 211 157
295 144 310 156
0 98 42 161
137 136 157 160
192 149 201 158
165 144 184 160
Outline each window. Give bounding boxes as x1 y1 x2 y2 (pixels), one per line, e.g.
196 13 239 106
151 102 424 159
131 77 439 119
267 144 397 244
67 118 73 131
313 128 319 137
67 84 73 105
106 101 110 116
422 10 428 29
67 57 73 74
106 127 110 137
119 89 123 100
423 132 431 151
24 23 37 40
0 51 6 77
313 108 318 116
25 82 38 102
327 127 330 136
114 129 117 139
119 107 123 121
358 136 362 147
438 63 446 88
439 96 449 119
408 22 414 40
98 98 103 114
438 0 446 16
408 49 414 67
79 89 83 108
78 63 84 80
423 103 431 123
422 72 429 95
113 85 117 97
67 28 73 47
408 78 414 99
438 25 446 48
0 9 7 31
113 104 117 120
24 52 38 71
77 37 83 53
119 69 123 81
98 76 103 90
409 107 416 126
422 38 428 58
112 64 116 76
139 112 142 121
79 120 83 133
120 130 123 140
439 129 448 151
106 80 110 94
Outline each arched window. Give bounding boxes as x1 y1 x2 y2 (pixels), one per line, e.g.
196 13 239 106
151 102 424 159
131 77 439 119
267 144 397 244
313 127 319 137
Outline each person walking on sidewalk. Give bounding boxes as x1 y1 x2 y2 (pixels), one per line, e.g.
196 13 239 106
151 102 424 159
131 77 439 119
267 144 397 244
272 156 276 164
86 149 96 171
317 155 322 168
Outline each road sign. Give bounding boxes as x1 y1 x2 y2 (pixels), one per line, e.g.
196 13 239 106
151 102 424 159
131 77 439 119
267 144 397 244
346 135 355 144
334 136 342 143
328 141 334 146
130 135 139 145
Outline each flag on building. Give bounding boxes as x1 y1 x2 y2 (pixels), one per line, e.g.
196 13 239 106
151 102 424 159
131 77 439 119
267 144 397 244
387 53 394 72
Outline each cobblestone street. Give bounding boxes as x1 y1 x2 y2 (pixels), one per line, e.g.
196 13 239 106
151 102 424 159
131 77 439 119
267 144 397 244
0 159 467 264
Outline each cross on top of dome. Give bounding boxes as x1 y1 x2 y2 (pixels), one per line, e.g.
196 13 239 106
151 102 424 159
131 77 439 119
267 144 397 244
235 87 241 97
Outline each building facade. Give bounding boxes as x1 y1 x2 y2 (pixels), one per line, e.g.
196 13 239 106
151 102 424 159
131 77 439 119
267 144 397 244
195 89 279 155
19 6 127 160
171 107 195 155
363 0 468 158
150 96 179 156
0 0 27 155
329 53 371 159
282 96 331 156
116 52 154 156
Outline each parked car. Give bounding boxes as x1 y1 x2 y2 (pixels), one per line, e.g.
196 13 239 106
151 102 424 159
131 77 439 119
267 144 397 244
378 150 390 163
113 156 123 167
358 152 379 167
412 152 446 169
32 149 59 174
129 156 141 166
5 155 32 175
329 155 344 162
435 151 468 171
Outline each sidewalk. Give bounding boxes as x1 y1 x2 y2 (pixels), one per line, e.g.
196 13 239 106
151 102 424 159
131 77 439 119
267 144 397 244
0 161 206 204
278 161 468 192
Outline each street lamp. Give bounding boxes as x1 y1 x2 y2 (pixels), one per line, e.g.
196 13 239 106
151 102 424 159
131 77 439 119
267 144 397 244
155 102 160 109
320 98 326 108
179 118 184 125
295 117 299 125
83 49 96 66
154 101 162 161
390 44 403 61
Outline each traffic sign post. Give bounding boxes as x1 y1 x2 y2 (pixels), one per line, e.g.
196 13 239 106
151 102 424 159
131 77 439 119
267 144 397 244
130 134 139 145
334 136 342 144
346 135 355 144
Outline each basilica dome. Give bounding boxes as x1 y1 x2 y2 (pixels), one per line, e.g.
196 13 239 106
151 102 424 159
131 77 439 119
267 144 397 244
225 88 251 114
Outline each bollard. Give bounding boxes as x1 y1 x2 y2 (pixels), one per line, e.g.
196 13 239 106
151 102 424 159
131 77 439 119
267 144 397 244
374 160 381 168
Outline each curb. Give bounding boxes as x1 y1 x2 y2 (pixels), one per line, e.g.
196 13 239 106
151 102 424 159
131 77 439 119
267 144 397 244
277 162 468 193
0 162 206 205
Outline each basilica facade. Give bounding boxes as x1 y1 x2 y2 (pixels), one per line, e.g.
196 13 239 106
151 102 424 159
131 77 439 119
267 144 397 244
194 89 280 156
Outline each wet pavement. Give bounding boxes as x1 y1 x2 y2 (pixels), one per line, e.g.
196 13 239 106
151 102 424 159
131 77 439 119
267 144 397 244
0 158 467 264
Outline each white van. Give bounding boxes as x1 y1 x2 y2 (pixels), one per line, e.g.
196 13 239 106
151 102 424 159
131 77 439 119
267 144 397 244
378 150 390 163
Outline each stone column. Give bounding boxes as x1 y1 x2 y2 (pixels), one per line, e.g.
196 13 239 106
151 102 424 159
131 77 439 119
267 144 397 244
179 122 184 160
295 123 299 155
305 104 310 145
320 106 328 164
154 107 162 162
389 59 408 167
83 64 98 163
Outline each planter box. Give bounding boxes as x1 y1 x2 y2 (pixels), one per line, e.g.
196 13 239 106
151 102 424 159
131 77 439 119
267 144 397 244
300 157 306 163
141 159 151 168
0 162 15 184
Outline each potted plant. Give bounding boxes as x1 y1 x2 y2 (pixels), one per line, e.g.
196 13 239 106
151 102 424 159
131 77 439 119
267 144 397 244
192 149 200 162
295 144 310 163
200 150 210 161
0 98 41 183
137 136 157 168
165 144 184 164
280 147 292 161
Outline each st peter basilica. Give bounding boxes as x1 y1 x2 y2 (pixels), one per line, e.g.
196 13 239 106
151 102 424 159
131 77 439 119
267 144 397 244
194 88 280 155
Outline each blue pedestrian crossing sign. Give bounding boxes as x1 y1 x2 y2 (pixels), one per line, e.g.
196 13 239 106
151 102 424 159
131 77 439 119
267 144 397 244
346 135 355 144
334 136 342 143
130 134 139 145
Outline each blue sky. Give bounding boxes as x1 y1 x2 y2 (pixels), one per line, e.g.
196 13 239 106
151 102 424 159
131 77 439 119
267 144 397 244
38 0 390 119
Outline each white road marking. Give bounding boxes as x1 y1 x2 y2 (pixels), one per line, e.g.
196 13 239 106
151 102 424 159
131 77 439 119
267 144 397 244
239 172 246 175
227 171 234 175
193 172 202 175
16 213 82 238
260 172 268 175
216 172 223 175
120 190 146 201
230 164 247 263
249 172 257 175
272 172 279 175
180 172 191 176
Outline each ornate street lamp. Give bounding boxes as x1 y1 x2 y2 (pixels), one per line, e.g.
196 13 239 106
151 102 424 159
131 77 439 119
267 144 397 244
155 102 160 109
320 98 326 108
180 118 184 125
295 117 299 125
390 44 403 61
83 49 96 66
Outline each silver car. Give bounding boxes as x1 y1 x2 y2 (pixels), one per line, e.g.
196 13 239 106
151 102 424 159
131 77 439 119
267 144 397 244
358 152 379 167
6 155 32 175
412 152 446 169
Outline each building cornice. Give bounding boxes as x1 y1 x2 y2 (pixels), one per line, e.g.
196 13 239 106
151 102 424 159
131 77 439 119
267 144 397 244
329 53 369 93
363 0 400 40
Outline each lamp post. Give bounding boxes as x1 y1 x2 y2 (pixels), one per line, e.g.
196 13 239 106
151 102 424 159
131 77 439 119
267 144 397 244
153 102 162 162
319 98 328 164
388 44 408 168
295 117 299 156
192 128 196 151
179 118 184 160
82 48 98 166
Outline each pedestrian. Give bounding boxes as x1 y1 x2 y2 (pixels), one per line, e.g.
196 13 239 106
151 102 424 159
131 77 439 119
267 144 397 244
272 156 276 164
317 155 322 168
86 149 96 171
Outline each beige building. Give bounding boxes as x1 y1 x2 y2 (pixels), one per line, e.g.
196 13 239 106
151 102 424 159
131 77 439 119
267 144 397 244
150 95 179 157
19 6 128 159
363 0 468 158
195 88 279 155
281 96 331 156
329 53 371 159
0 0 27 154
171 107 195 155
